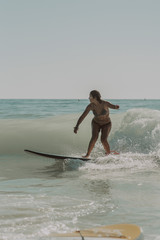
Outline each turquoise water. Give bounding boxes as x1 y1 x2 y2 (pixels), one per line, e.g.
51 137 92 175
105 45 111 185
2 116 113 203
1 99 160 119
0 99 160 239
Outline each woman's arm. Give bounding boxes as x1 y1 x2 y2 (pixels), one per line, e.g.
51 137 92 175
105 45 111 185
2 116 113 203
106 101 119 110
74 105 91 133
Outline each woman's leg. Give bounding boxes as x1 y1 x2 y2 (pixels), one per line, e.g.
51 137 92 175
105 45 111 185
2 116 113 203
101 122 112 155
83 120 100 158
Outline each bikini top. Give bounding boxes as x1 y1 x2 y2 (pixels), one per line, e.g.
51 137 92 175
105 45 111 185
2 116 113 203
93 108 108 117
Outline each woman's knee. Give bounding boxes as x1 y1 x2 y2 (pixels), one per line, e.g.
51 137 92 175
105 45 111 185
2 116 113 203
101 136 107 144
91 135 98 143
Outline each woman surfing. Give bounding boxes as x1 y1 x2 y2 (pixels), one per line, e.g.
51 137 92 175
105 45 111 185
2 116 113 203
74 90 119 158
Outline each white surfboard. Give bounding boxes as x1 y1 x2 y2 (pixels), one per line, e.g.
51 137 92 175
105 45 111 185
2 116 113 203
50 223 143 240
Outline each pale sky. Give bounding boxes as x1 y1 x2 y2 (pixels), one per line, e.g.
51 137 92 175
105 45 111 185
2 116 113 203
1 0 160 99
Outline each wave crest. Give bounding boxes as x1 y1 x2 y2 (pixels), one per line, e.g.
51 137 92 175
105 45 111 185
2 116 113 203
110 108 160 154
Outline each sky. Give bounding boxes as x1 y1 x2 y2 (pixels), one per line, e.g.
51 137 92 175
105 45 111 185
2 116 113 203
0 0 160 99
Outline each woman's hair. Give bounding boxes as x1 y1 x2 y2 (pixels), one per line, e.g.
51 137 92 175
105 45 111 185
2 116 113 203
90 90 102 103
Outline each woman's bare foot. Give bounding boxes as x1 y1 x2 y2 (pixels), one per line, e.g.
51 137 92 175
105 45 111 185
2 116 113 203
105 151 119 156
109 151 119 155
82 154 90 158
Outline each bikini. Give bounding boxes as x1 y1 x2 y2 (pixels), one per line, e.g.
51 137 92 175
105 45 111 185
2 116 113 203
92 107 111 127
93 108 107 117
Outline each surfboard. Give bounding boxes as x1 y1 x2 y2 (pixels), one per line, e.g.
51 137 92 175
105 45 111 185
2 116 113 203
50 223 143 240
24 149 90 161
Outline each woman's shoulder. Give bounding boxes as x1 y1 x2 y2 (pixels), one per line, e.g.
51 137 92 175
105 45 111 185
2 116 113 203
86 103 95 110
102 100 109 106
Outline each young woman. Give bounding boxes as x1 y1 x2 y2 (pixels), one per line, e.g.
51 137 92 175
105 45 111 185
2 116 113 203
74 90 119 158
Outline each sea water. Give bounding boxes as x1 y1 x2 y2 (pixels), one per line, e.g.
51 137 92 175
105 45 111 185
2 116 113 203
0 99 160 240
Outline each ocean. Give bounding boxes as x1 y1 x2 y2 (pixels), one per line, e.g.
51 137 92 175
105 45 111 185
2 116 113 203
0 99 160 240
